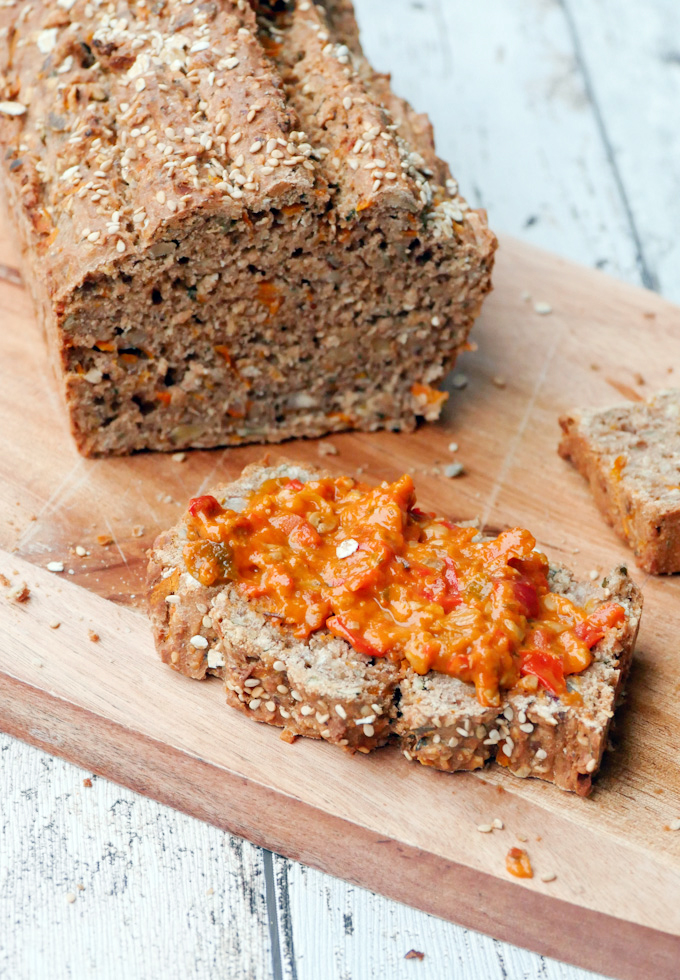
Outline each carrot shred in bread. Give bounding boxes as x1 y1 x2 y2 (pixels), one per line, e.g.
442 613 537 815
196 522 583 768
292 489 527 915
182 473 624 707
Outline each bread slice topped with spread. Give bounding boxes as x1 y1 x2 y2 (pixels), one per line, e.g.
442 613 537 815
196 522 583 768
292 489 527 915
148 461 642 794
559 389 680 574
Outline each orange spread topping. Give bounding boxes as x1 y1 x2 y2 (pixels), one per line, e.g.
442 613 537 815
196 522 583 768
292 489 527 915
183 475 625 707
506 847 533 879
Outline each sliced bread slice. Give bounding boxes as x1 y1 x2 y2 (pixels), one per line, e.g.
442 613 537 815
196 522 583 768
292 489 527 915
147 461 642 793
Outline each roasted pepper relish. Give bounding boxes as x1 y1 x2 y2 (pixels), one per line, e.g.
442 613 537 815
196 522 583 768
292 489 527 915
184 475 624 707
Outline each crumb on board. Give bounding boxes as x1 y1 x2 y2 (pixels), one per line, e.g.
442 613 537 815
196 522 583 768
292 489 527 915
492 375 506 388
132 525 145 538
540 872 557 883
448 441 458 452
317 440 339 456
76 884 85 891
451 373 468 390
97 533 113 546
0 573 9 588
172 451 187 462
668 818 680 831
444 462 465 478
6 581 30 602
88 630 100 643
83 778 92 788
477 823 493 833
47 561 64 573
206 887 214 897
49 620 61 629
74 545 89 557
405 950 425 961
534 301 553 315
65 892 76 904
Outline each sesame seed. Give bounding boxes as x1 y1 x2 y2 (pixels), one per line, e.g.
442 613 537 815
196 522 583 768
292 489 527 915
335 704 347 720
540 872 557 883
501 739 514 757
669 819 680 831
156 190 166 204
248 699 261 710
316 713 330 724
116 240 126 253
277 685 288 695
300 705 314 716
0 101 27 116
477 824 493 833
172 452 186 462
336 538 359 559
444 462 465 479
586 758 598 773
265 701 276 712
519 722 534 734
189 635 208 649
534 748 548 761
364 724 375 737
272 660 286 671
249 141 262 154
589 569 599 580
493 818 504 830
534 301 553 315
343 97 352 110
244 678 260 688
291 691 302 701
229 132 242 144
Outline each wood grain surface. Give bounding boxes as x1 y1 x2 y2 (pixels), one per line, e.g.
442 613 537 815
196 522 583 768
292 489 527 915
1 188 680 979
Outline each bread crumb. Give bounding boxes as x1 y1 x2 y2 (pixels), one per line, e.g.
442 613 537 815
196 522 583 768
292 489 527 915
75 545 88 557
521 290 531 302
492 818 504 830
76 884 85 891
6 581 30 602
451 373 468 389
206 887 214 896
97 533 113 546
405 950 425 961
88 630 100 643
534 301 553 315
280 729 298 744
132 525 145 537
317 441 338 456
492 375 506 388
540 872 557 883
444 462 465 478
83 778 92 788
0 573 9 588
589 570 599 581
448 441 458 452
47 561 64 573
172 452 187 462
668 818 680 831
49 620 61 629
65 892 76 904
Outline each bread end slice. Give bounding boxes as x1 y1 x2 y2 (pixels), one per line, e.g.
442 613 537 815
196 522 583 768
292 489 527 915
559 392 680 574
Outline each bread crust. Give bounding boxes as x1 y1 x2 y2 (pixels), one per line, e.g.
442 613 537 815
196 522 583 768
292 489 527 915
147 462 642 793
559 391 680 574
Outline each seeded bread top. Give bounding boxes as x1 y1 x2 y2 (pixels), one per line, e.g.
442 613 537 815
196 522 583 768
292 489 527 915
560 390 680 507
0 0 483 303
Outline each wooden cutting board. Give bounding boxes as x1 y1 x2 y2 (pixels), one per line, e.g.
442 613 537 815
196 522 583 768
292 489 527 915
1 208 679 980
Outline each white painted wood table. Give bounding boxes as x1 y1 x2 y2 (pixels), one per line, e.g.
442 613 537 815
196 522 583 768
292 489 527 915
2 1 678 977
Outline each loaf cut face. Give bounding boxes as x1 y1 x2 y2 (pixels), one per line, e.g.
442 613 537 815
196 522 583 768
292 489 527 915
148 462 642 794
0 0 496 456
559 390 680 574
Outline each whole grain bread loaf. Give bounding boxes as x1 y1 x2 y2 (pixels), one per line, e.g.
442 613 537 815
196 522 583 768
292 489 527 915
559 390 680 574
0 0 496 456
147 461 642 794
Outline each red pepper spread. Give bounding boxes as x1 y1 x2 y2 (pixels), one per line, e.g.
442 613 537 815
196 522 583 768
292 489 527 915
183 475 624 707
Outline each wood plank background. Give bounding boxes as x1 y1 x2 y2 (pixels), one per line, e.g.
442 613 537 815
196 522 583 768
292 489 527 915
2 1 679 978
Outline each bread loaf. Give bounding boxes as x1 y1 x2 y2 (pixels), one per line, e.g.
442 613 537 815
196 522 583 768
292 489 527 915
0 0 496 455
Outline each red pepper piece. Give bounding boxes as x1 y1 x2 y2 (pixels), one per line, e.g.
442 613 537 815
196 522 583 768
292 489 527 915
188 494 222 518
574 602 625 648
520 651 565 696
287 478 304 491
512 580 539 619
326 616 385 657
